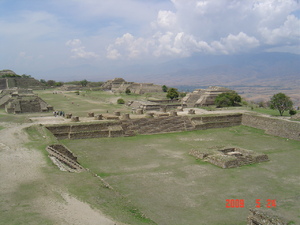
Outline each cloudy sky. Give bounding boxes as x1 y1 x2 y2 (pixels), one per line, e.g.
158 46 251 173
0 0 299 81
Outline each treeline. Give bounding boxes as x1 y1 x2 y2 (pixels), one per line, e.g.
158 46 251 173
39 79 104 87
0 74 32 78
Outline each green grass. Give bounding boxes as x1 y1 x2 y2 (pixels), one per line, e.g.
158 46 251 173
0 109 33 123
34 89 168 117
61 126 300 225
251 107 291 116
13 124 157 225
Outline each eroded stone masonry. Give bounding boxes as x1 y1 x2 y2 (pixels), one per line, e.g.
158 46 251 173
45 113 300 141
46 114 243 139
189 147 269 168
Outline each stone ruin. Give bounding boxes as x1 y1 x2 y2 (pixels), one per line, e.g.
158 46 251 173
128 100 182 113
101 78 163 94
0 70 44 90
182 86 232 107
189 147 269 168
46 144 85 172
0 89 53 113
247 208 288 225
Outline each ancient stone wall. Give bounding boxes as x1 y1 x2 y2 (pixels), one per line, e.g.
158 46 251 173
19 99 41 113
121 116 195 135
191 114 242 130
242 114 300 141
46 122 123 140
0 79 7 90
46 114 245 139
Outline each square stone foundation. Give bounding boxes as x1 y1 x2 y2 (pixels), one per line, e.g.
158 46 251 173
190 147 269 169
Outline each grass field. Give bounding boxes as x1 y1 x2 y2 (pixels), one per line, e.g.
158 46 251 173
60 126 300 225
34 89 167 117
2 89 299 224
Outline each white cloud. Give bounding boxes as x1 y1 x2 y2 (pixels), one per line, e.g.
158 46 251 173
212 32 260 54
106 33 153 59
259 15 300 45
107 0 300 59
156 10 177 29
66 39 99 59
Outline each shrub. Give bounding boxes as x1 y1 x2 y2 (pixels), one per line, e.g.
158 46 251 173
215 91 241 108
166 88 179 100
289 109 297 116
125 88 131 95
117 98 125 104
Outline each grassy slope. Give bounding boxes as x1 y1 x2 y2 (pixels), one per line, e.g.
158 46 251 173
24 125 156 225
62 126 300 225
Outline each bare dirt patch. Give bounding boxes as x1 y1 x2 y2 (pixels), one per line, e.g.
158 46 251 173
0 122 120 225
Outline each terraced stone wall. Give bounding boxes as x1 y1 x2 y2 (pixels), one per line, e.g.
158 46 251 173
242 114 300 141
46 122 123 139
46 114 245 139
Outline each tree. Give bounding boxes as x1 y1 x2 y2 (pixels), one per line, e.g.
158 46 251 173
215 91 241 107
80 79 88 87
270 93 293 116
46 80 56 86
40 79 46 84
125 88 131 95
166 88 179 100
162 85 168 92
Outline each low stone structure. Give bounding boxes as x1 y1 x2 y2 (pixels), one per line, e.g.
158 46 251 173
101 78 163 94
247 208 288 225
46 145 85 172
71 116 79 122
169 111 178 116
114 111 121 116
46 121 123 139
94 114 103 120
188 109 195 114
87 112 94 117
0 89 53 113
182 86 232 107
65 113 72 119
128 100 182 112
45 113 300 141
189 147 269 168
121 113 130 120
60 84 82 91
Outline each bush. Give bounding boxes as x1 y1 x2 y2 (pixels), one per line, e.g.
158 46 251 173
215 91 241 108
289 109 297 116
166 88 179 100
125 88 131 95
117 98 125 104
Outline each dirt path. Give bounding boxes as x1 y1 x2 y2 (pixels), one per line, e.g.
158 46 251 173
0 122 120 225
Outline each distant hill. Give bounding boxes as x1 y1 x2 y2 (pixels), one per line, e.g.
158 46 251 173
134 52 299 88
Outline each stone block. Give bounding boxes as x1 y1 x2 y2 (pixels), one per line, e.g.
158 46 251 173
121 113 130 120
94 114 103 120
71 116 79 122
65 113 72 119
188 109 195 114
114 111 121 116
88 112 94 117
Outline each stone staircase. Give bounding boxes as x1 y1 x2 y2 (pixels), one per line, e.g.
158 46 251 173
184 93 201 107
46 145 84 172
